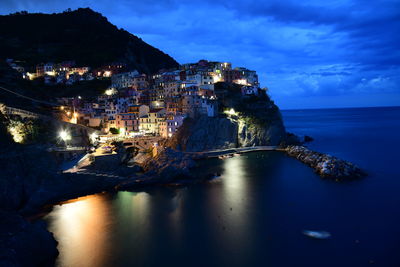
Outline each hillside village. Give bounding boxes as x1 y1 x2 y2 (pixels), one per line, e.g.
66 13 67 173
6 58 263 140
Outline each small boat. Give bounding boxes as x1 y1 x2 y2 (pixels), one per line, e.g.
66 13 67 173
302 230 331 239
234 153 241 156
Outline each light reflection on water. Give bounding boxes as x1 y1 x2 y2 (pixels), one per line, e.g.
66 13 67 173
46 155 254 267
44 107 400 266
46 195 112 267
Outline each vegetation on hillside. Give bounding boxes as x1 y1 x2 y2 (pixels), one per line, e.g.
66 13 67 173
214 82 282 126
0 8 179 74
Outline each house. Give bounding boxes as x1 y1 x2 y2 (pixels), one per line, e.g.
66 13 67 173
94 63 126 78
105 101 118 120
111 71 140 89
199 72 215 90
131 74 148 90
36 63 45 77
241 85 259 96
235 67 259 86
165 97 182 114
128 104 150 118
70 67 89 76
43 63 55 76
139 108 166 135
116 113 139 134
104 118 116 133
222 69 243 83
163 81 182 97
182 95 217 118
88 117 102 128
159 114 186 138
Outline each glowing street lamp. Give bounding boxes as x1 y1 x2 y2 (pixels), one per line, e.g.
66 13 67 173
105 88 117 96
59 130 71 141
59 130 71 147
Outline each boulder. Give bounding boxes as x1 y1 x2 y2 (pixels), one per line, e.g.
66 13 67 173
141 148 196 182
0 211 58 267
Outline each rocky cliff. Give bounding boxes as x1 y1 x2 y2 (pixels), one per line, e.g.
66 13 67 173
167 116 238 152
167 82 293 152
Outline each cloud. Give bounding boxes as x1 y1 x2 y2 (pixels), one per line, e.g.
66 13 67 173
0 0 399 108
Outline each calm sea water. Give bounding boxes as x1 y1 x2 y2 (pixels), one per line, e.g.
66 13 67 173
45 107 400 267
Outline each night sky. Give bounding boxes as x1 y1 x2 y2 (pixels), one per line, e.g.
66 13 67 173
1 0 399 109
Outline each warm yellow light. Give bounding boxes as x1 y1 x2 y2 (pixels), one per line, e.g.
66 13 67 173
8 126 23 143
224 108 237 116
105 88 116 96
90 133 98 143
234 79 249 86
60 106 64 110
119 128 126 136
66 111 71 116
45 71 56 76
59 130 71 141
213 75 222 83
26 72 35 80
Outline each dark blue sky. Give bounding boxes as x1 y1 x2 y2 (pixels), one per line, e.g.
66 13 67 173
1 0 399 109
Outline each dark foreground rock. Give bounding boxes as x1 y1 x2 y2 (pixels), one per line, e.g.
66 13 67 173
0 211 58 267
285 146 367 179
144 149 195 176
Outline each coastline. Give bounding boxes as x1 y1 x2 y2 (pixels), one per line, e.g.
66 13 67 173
1 143 367 266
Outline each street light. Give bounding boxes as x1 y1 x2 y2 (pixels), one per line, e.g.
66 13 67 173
59 130 71 146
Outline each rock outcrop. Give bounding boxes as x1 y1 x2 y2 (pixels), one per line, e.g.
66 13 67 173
166 116 238 152
0 211 58 267
165 82 298 152
237 115 286 147
0 137 60 266
141 148 196 181
285 146 366 179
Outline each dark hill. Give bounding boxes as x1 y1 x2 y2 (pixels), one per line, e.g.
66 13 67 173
0 8 179 73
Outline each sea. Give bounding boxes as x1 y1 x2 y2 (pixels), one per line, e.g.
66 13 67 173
44 106 400 267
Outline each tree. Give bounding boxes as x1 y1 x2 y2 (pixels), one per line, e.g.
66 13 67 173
109 127 119 135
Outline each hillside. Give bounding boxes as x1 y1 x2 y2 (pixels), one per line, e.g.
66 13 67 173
0 8 179 73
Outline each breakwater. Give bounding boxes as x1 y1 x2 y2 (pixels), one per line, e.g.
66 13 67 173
285 146 366 179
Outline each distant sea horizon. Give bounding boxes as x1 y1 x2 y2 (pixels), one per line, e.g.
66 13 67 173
282 104 400 111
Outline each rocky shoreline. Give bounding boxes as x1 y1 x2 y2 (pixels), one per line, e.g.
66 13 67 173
0 143 368 266
285 146 367 180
